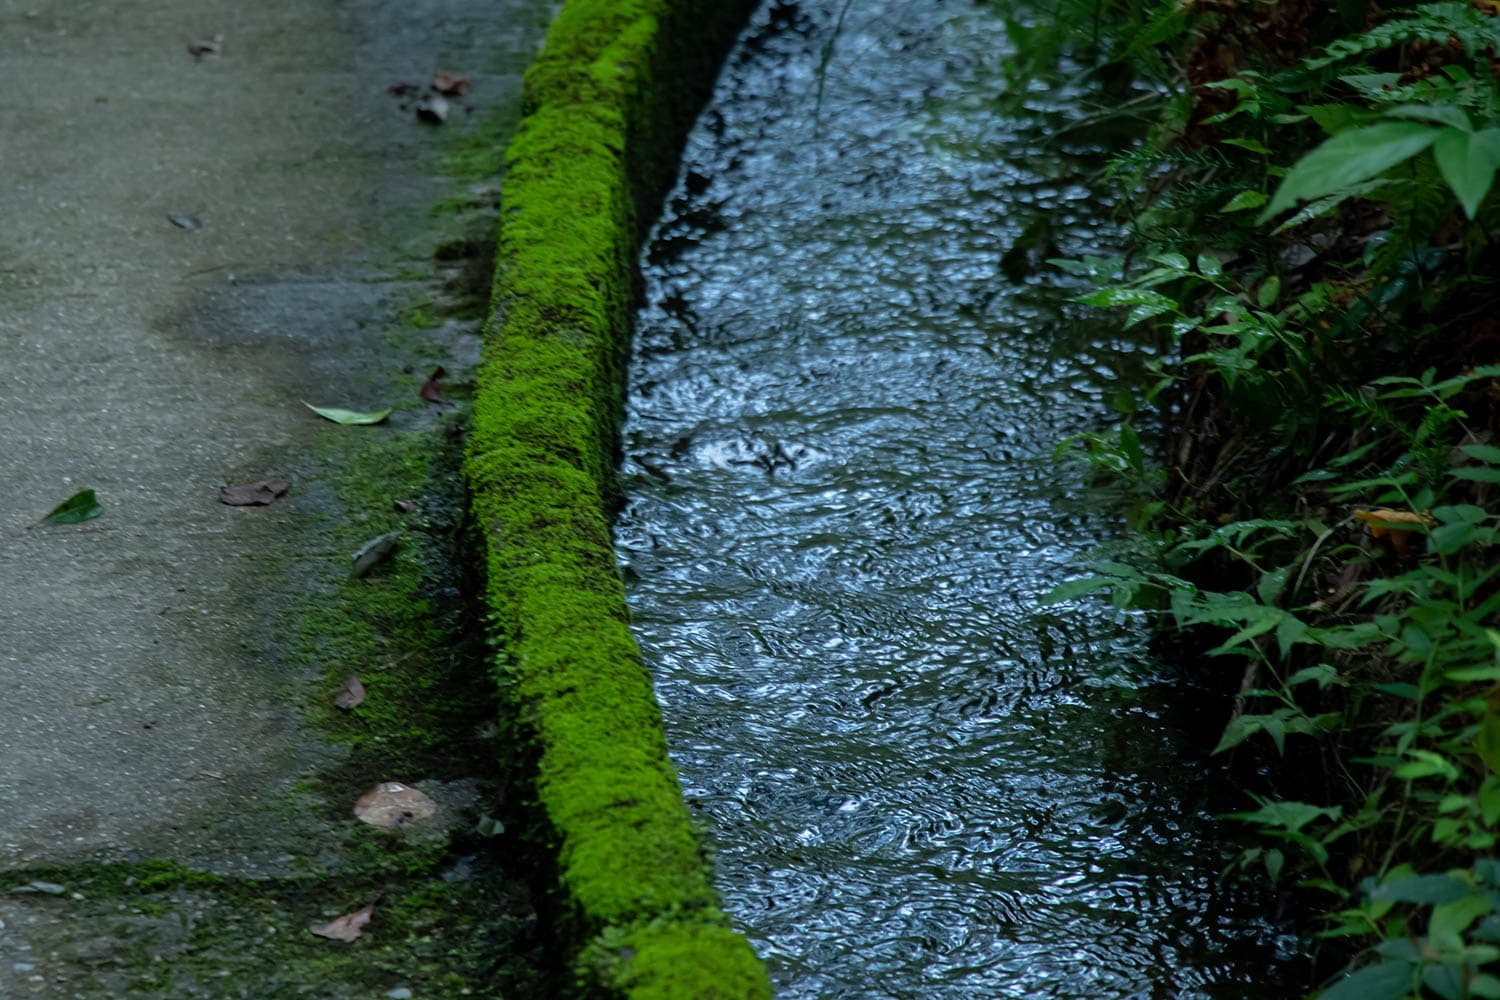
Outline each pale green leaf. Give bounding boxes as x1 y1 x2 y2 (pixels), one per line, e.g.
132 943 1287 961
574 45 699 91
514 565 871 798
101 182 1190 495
1385 103 1473 131
1461 444 1500 464
1318 960 1413 1000
303 402 393 426
1372 872 1471 905
1150 252 1191 271
1434 127 1500 219
1450 466 1500 484
1042 577 1115 604
1221 137 1272 155
1221 189 1269 212
1260 122 1441 223
1429 894 1493 949
1258 275 1281 309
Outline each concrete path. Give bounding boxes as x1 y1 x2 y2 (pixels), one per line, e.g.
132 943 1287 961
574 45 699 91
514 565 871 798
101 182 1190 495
1 0 553 993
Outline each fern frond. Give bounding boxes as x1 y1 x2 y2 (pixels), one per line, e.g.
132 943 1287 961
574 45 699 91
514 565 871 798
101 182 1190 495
1304 3 1500 72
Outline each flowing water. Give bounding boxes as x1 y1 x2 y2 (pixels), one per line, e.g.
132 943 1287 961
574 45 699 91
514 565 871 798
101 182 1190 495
616 2 1309 995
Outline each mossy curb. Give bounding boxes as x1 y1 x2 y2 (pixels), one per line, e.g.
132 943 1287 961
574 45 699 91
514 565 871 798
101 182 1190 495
463 1 770 997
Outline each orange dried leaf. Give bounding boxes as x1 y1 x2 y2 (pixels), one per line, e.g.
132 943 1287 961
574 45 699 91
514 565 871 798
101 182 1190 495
309 903 373 942
1354 508 1431 558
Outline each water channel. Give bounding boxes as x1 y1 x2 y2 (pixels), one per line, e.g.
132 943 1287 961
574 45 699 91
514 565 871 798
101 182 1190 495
616 1 1309 995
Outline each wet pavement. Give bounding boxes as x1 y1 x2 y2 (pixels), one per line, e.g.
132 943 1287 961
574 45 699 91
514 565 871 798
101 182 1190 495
1 0 553 993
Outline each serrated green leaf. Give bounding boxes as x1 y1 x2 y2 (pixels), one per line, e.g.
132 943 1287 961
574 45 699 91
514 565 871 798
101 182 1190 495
41 489 103 525
1462 444 1500 464
1429 894 1493 950
1288 664 1341 689
1259 122 1441 223
1385 103 1473 131
1392 747 1456 781
1150 252 1191 271
303 402 393 426
1451 466 1500 484
1372 872 1471 905
1318 960 1413 1000
1434 127 1500 219
1434 503 1489 524
1042 577 1115 604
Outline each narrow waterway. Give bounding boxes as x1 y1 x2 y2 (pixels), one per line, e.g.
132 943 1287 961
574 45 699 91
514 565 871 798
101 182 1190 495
617 2 1307 995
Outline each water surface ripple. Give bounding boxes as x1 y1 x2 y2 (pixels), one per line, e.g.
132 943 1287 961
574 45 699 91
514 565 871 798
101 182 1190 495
618 2 1304 995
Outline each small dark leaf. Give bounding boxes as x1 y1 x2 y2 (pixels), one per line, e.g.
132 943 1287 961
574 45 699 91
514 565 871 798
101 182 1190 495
41 489 103 526
186 35 224 59
219 478 289 506
420 367 446 404
168 213 202 230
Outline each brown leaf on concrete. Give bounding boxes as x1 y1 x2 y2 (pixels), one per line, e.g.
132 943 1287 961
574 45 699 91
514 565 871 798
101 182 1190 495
431 71 472 97
353 782 437 827
420 367 447 404
309 903 373 942
334 673 365 710
219 478 289 506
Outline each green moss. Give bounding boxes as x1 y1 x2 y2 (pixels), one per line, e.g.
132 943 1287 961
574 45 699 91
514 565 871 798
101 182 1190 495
5 854 540 998
463 0 770 995
602 922 770 999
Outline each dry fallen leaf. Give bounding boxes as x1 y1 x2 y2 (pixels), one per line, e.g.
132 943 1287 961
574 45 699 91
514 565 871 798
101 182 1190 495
334 673 365 710
354 782 437 827
219 478 289 506
420 366 447 404
309 903 373 942
431 71 472 97
1354 508 1432 559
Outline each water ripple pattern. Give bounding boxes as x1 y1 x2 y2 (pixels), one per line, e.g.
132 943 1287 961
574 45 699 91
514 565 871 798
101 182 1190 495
617 1 1305 996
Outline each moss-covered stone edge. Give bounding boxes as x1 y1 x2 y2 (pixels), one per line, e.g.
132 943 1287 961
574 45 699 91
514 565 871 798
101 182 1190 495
463 0 771 997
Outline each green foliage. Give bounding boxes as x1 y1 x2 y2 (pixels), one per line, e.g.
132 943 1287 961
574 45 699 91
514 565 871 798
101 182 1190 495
1043 0 1500 995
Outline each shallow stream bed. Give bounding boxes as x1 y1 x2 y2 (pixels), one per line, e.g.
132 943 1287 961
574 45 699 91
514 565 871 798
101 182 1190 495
617 2 1309 995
